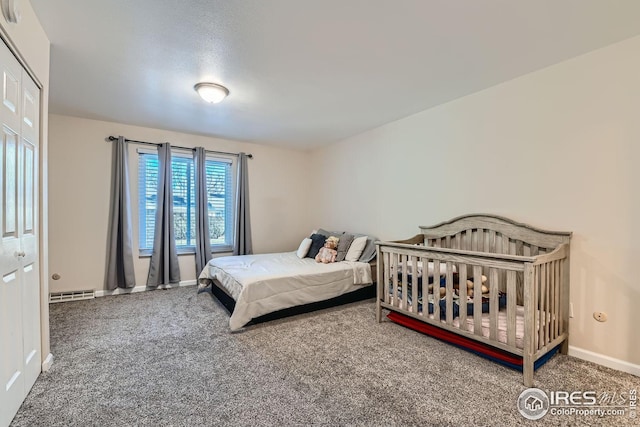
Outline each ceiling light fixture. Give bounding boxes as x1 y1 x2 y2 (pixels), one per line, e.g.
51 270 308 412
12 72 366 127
194 82 229 104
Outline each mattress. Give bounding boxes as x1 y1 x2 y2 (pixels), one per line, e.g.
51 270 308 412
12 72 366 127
391 299 528 349
198 252 373 330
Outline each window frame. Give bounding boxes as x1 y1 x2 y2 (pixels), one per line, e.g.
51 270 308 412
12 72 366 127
136 147 237 257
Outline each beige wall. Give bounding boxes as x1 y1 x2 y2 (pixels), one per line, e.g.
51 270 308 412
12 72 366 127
0 1 51 364
310 36 640 368
48 115 311 292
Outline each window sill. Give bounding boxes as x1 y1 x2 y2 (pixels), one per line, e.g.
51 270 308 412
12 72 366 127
138 245 233 258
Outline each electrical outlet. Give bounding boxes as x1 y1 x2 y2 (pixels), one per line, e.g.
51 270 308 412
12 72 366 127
569 302 574 318
593 312 608 322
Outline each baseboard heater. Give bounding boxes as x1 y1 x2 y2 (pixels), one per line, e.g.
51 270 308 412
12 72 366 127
49 290 95 303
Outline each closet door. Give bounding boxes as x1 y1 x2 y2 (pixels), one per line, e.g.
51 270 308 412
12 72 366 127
20 60 41 397
0 39 41 427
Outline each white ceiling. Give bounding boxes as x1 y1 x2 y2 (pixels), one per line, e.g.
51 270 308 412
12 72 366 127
30 0 640 150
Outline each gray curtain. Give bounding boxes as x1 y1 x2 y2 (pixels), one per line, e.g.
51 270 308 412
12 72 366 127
147 143 181 286
105 136 136 290
193 147 212 275
233 153 252 255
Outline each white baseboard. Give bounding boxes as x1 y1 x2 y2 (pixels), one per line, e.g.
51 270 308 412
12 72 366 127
569 346 640 377
95 280 197 297
42 353 53 372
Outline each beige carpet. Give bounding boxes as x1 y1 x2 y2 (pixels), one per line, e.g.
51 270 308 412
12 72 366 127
11 286 639 426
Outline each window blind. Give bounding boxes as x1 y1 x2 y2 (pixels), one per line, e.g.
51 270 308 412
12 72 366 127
138 151 235 253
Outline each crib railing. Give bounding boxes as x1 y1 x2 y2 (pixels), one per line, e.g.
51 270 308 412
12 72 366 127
376 241 570 386
377 243 529 353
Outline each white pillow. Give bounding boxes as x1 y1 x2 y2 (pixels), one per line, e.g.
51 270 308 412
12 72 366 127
296 238 312 258
345 235 367 262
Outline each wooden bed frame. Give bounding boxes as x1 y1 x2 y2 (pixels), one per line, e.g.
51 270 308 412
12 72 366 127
376 214 571 386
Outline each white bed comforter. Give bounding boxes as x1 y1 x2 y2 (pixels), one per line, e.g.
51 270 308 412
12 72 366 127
198 252 373 331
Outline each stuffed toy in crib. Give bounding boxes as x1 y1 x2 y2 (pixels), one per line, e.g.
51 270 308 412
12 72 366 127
315 236 340 263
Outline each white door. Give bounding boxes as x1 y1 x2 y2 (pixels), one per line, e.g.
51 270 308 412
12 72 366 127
0 38 41 427
19 52 41 398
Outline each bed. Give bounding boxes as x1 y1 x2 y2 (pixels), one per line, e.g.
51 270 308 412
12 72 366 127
199 231 378 331
376 214 571 386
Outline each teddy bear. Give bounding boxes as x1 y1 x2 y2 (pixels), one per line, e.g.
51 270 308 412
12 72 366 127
455 274 489 298
429 273 489 298
315 236 340 264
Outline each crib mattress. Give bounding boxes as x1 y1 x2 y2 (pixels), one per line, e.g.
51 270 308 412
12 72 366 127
392 300 526 349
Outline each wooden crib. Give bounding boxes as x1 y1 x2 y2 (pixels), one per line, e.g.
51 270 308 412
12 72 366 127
376 214 571 386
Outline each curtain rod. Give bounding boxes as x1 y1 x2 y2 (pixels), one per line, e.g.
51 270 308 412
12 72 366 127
106 136 253 159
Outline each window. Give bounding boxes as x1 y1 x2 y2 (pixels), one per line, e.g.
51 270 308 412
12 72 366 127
138 149 235 254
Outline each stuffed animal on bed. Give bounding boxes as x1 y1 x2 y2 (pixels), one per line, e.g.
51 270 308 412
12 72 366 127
315 236 340 264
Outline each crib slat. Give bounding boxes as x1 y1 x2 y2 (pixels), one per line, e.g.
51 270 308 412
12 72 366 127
510 240 523 304
561 254 570 352
445 262 454 325
547 262 553 342
559 260 564 335
506 270 516 347
495 234 505 294
545 263 550 346
546 262 552 340
494 233 507 292
411 255 418 314
383 251 390 306
539 263 546 349
533 265 539 351
553 260 560 338
401 254 408 311
432 259 440 320
473 265 483 336
462 230 473 251
488 230 496 254
544 263 550 347
421 257 429 316
523 263 536 387
477 229 484 252
550 262 555 341
458 264 467 331
549 261 555 340
472 230 479 252
391 252 399 308
489 268 499 341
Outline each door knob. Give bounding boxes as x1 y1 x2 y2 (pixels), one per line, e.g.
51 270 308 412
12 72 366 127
15 251 25 258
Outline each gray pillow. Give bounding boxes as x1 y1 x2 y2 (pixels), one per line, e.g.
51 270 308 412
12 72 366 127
335 234 354 262
353 233 379 263
316 228 378 262
317 228 343 237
